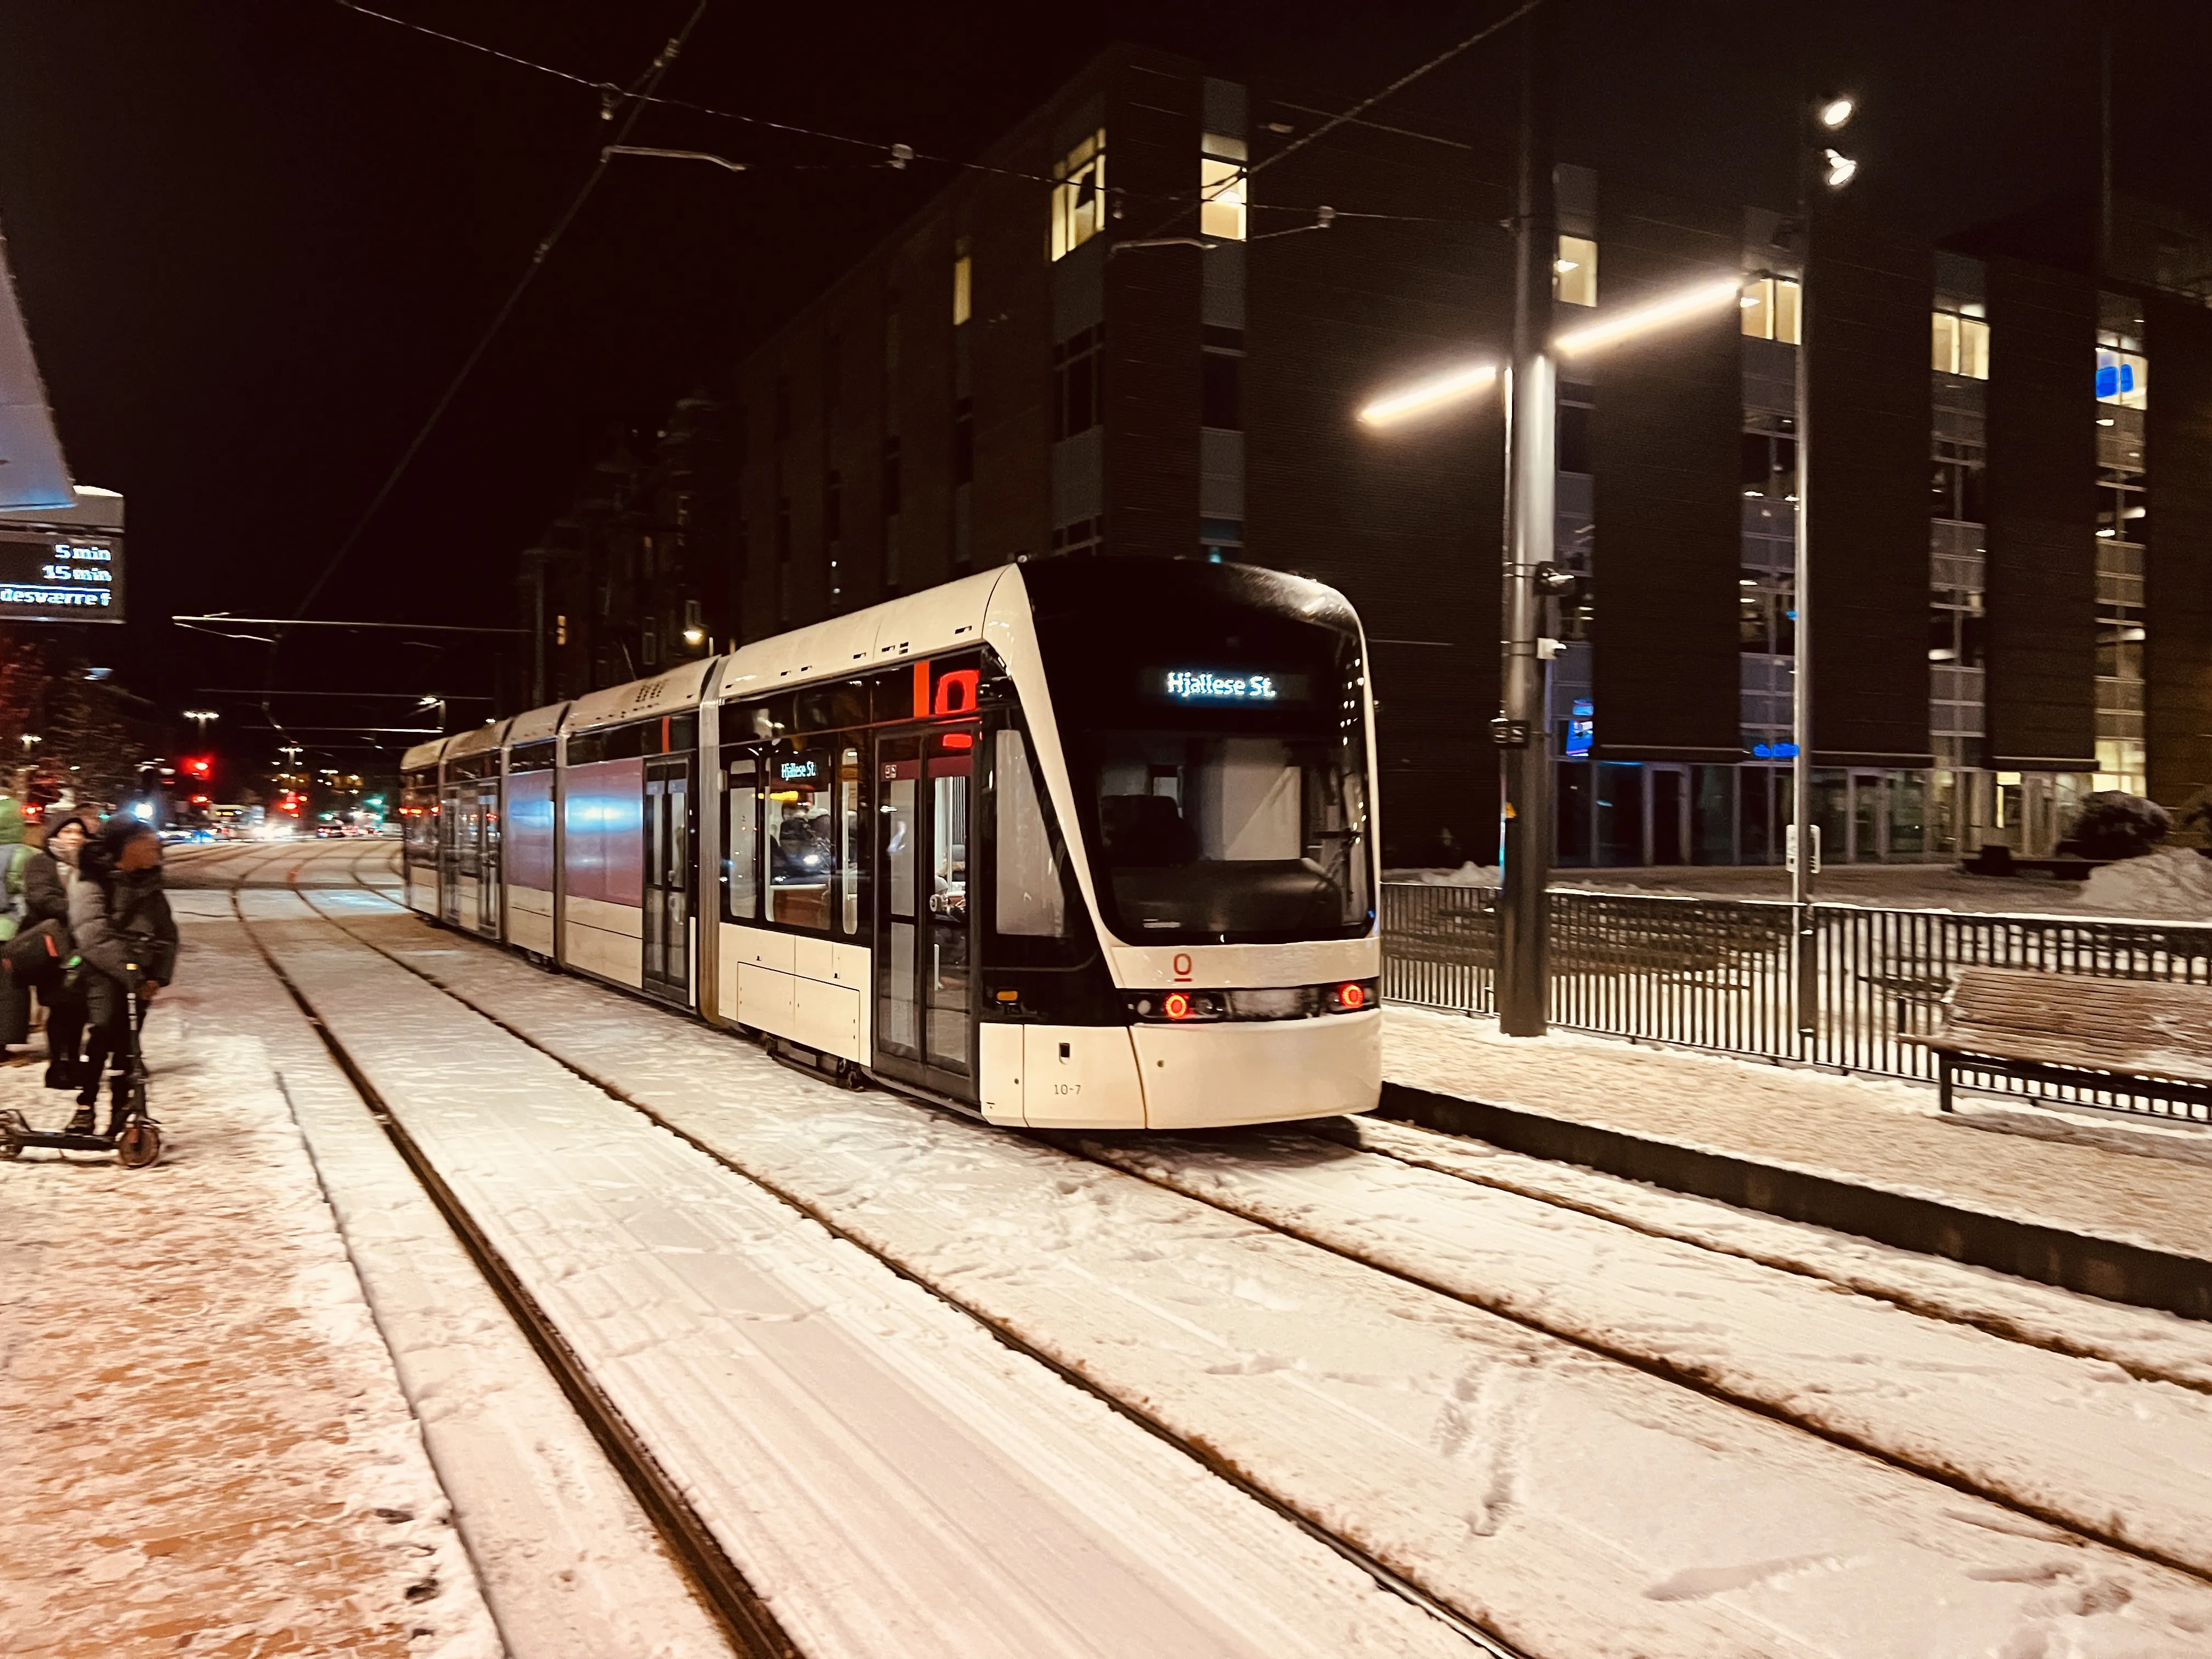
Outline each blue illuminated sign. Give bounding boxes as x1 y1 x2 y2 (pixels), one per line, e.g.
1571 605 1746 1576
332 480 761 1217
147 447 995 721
779 758 821 782
2096 362 2134 399
1751 741 1800 759
1164 669 1279 702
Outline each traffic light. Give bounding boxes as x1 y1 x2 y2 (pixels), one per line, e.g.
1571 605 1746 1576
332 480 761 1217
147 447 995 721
181 755 213 782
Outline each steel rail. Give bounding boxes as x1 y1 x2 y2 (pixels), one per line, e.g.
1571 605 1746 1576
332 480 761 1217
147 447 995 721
301 862 1530 1659
222 868 799 1659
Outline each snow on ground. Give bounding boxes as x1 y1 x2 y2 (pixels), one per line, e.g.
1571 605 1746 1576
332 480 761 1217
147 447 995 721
0 912 498 1659
164 890 738 1659
241 891 1474 1659
1386 1002 2212 1260
318 888 2212 1659
1080 1123 2212 1575
2077 845 2212 918
1346 1115 2212 1392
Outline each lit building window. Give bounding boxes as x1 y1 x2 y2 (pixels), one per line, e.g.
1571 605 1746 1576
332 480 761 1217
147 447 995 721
2096 346 2147 407
1932 308 1990 379
952 240 972 327
1200 134 1246 241
2095 737 2146 796
1051 130 1107 261
1555 235 1597 307
1740 277 1801 345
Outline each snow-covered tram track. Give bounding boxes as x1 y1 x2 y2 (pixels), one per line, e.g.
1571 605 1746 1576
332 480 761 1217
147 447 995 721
226 886 800 1659
1324 1115 2212 1397
1063 1125 2212 1586
278 874 1526 1659
233 877 1496 1659
280 868 2212 1659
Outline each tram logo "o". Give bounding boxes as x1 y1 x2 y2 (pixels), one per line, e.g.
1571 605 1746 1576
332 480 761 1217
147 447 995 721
1172 952 1193 983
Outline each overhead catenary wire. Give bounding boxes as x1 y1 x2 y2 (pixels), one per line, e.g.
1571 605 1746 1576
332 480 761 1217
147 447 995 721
328 0 1501 216
254 0 713 770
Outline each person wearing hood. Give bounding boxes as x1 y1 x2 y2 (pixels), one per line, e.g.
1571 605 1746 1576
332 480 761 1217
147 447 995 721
16 815 92 1087
63 817 178 1133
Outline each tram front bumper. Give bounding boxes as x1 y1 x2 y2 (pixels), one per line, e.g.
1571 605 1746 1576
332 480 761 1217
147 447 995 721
1130 1009 1381 1130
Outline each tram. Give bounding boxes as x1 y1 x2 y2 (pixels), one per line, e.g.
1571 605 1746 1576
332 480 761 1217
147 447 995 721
400 555 1380 1129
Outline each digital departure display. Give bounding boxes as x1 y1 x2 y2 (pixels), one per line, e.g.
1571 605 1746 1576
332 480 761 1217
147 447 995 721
1155 668 1310 704
0 531 124 623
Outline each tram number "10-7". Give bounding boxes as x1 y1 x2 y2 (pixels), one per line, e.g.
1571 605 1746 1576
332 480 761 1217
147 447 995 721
1052 1083 1082 1095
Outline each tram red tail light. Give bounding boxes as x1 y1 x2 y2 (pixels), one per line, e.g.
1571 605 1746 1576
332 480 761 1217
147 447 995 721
1333 981 1368 1011
1164 991 1193 1020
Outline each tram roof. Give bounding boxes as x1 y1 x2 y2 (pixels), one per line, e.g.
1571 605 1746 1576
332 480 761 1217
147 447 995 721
399 736 453 771
443 718 512 761
710 567 1006 704
563 658 713 735
506 701 567 744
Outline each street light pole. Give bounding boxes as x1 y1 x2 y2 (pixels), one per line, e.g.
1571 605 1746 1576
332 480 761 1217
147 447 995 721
1495 9 1555 1038
1792 94 1858 1039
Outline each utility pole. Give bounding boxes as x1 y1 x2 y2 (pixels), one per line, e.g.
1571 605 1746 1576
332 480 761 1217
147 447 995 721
1494 8 1555 1037
1793 92 1858 1039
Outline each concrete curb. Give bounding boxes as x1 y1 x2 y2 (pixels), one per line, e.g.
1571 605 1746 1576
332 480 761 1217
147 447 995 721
1378 1081 2212 1323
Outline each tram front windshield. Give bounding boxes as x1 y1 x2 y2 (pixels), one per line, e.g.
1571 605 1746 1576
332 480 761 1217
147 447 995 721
1026 558 1373 945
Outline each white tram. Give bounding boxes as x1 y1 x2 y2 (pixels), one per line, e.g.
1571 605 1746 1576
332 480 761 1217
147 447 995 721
401 555 1381 1129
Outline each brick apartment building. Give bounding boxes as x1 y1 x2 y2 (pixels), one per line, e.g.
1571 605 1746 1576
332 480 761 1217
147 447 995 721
515 42 2212 870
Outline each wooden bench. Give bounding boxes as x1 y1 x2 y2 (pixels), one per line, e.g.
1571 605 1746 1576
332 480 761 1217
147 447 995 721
1926 966 2212 1118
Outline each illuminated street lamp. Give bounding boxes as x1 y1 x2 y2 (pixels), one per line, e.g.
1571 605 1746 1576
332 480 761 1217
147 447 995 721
184 708 219 736
1357 270 1748 1031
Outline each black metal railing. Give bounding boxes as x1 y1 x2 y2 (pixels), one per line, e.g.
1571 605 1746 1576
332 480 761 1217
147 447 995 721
1380 882 2212 1122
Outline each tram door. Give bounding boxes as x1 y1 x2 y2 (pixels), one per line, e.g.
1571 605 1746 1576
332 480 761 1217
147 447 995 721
438 783 466 927
874 726 976 1102
473 780 501 939
642 755 693 1003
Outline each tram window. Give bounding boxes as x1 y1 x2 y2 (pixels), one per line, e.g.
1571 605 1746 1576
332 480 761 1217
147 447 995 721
767 749 835 932
1090 732 1370 939
839 746 862 935
725 760 760 921
994 729 1066 937
797 683 868 733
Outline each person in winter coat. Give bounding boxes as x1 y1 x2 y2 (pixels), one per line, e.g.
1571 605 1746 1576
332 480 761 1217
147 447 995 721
64 818 178 1134
20 816 92 1088
0 796 31 1049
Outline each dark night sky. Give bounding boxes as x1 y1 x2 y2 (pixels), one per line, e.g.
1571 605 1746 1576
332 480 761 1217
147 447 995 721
1 0 2205 770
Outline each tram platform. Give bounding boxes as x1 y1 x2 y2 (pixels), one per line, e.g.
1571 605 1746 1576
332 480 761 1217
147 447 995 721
1382 1005 2212 1321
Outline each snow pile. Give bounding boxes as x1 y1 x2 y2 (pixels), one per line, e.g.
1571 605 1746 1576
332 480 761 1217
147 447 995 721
2076 844 2212 921
1384 860 1500 887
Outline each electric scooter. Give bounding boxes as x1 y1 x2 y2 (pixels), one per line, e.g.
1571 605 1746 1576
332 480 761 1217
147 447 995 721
0 990 161 1168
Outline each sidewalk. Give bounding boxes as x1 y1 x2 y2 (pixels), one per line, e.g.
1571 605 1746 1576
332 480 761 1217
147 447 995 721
1383 1006 2212 1311
0 964 496 1656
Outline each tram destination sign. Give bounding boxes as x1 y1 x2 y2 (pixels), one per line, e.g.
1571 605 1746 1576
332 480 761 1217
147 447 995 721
0 529 125 624
1152 668 1312 705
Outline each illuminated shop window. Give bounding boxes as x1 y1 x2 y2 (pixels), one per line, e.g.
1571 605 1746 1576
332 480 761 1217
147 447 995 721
1555 235 1597 307
1739 276 1801 344
1932 308 1990 379
1051 130 1107 261
1200 133 1247 241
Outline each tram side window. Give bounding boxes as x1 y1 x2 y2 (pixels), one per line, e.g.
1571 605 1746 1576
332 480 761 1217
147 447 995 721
402 770 438 864
838 746 862 935
767 752 834 932
724 759 759 921
994 729 1066 938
